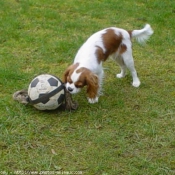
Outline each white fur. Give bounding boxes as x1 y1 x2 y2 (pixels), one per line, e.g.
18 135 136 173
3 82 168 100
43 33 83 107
114 24 153 88
66 70 81 94
132 24 154 44
74 30 106 73
66 82 80 94
66 24 153 103
88 97 99 104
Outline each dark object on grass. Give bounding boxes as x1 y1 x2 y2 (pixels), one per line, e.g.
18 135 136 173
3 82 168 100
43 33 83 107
13 89 78 111
64 90 78 110
13 89 29 105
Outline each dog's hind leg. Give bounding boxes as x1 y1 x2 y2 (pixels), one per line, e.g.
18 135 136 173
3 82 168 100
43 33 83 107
115 56 127 78
121 51 141 87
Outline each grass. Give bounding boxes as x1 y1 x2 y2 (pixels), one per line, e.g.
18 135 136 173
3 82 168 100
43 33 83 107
1 0 175 174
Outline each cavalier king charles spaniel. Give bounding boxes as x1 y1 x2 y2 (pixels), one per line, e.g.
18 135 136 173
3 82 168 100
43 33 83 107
63 24 153 103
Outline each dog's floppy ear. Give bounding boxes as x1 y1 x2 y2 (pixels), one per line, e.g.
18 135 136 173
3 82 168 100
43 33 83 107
85 72 99 99
63 65 72 83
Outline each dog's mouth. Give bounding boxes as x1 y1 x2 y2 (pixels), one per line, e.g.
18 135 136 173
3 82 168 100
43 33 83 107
67 87 74 92
67 87 81 94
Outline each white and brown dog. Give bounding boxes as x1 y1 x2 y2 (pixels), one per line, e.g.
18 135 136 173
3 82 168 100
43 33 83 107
63 24 153 103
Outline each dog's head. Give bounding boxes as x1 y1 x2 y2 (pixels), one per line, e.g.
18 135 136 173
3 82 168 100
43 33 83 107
63 63 99 97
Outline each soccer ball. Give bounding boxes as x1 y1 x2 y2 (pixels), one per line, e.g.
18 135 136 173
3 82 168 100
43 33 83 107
28 74 65 110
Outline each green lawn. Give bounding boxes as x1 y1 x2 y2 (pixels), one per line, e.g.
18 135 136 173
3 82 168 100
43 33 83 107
1 0 175 174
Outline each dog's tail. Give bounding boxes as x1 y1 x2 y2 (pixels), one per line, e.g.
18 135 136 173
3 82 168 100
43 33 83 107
129 24 154 44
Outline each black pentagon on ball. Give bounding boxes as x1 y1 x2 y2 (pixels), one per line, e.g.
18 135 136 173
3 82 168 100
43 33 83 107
39 94 50 104
57 94 65 104
31 78 39 88
48 77 58 86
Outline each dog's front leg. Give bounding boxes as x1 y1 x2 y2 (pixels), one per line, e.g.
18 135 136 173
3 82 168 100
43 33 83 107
86 72 99 104
88 96 99 103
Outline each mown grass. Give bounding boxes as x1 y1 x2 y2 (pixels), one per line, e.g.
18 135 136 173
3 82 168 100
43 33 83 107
1 0 175 174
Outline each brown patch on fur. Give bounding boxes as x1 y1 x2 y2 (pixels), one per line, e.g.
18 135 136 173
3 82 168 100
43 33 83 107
127 30 132 38
63 63 79 83
74 67 88 88
96 29 123 63
119 44 127 54
75 67 99 98
86 72 99 99
95 46 105 63
76 67 86 74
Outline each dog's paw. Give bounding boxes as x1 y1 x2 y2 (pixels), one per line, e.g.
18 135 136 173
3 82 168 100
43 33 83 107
116 73 125 78
88 97 99 104
132 80 141 87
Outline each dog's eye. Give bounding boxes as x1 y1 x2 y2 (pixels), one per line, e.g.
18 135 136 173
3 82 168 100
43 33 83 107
67 76 73 84
75 81 84 88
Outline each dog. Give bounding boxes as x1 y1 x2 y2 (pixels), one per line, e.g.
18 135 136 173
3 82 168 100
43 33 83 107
63 24 153 103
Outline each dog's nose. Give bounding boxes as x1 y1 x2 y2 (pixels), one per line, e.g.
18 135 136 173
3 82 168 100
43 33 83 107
68 87 73 92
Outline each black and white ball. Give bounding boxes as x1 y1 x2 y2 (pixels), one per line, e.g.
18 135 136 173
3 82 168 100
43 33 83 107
28 74 65 110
